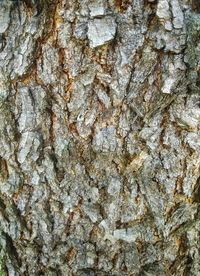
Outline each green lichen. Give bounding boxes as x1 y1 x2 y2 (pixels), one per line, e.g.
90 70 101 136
185 14 200 93
187 15 200 37
0 254 4 276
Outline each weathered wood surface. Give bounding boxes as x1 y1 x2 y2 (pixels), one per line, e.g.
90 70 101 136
0 0 200 275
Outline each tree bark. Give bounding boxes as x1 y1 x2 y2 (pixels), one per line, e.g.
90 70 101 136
0 0 200 275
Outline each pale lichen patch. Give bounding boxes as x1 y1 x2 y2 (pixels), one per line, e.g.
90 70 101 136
87 17 117 48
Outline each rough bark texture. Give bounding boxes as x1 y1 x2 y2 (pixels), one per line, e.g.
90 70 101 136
0 0 200 275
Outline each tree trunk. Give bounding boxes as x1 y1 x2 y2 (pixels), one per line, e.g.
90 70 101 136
0 0 200 275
